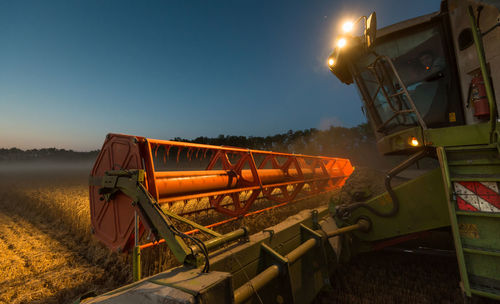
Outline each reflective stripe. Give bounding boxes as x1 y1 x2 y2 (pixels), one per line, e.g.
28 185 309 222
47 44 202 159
459 181 500 209
456 196 479 211
454 182 500 213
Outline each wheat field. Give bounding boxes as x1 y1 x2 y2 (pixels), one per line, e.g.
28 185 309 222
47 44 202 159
0 162 334 303
0 162 487 304
0 163 131 303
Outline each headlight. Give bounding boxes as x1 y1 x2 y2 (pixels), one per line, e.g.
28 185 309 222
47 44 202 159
328 58 335 66
342 21 354 33
409 137 420 147
337 38 347 48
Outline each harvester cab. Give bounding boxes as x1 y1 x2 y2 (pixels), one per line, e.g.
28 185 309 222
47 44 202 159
81 1 500 303
328 0 500 300
328 0 500 154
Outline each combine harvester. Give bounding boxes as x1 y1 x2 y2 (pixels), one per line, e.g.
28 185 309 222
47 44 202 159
83 0 500 302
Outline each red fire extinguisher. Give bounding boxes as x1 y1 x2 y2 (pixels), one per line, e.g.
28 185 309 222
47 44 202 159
468 72 490 118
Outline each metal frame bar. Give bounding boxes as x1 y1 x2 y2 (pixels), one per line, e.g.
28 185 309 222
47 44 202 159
133 211 141 281
232 219 368 304
436 147 472 296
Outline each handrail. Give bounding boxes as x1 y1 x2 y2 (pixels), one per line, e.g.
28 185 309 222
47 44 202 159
370 55 427 132
468 6 497 143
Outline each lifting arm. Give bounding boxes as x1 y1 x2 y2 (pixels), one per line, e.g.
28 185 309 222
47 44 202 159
90 169 248 268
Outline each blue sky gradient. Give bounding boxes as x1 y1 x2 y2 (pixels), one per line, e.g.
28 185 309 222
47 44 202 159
0 1 440 151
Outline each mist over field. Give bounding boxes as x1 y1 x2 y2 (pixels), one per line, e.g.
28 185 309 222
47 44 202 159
0 123 398 171
0 160 93 172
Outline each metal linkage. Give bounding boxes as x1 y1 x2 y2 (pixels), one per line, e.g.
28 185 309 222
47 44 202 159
336 149 429 219
233 219 369 304
91 169 250 270
326 218 370 238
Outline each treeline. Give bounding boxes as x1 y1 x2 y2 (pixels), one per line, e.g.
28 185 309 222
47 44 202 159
1 123 385 165
173 123 383 165
0 148 99 162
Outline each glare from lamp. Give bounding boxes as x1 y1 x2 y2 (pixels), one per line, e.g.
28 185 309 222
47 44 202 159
410 137 420 147
328 58 335 66
337 38 347 48
342 21 354 33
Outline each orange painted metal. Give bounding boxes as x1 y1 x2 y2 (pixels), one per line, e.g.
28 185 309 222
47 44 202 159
89 133 353 252
154 168 339 197
89 134 144 252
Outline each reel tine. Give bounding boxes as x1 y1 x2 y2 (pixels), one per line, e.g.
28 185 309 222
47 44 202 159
180 200 187 215
154 144 159 157
166 146 171 158
177 147 182 163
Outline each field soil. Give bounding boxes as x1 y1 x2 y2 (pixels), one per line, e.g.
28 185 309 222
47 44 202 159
0 161 495 303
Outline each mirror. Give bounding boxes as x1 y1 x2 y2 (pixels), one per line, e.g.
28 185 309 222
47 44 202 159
458 28 473 50
365 12 377 49
424 71 444 82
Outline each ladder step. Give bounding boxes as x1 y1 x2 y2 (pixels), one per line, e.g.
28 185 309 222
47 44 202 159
450 175 500 182
456 210 500 218
463 246 500 257
470 274 500 300
448 159 500 166
471 287 500 301
441 145 500 302
445 144 498 151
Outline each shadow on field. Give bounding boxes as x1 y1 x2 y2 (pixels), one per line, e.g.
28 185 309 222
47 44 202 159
315 249 497 304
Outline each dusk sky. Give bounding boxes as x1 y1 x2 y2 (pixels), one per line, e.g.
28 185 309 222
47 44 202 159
1 1 440 151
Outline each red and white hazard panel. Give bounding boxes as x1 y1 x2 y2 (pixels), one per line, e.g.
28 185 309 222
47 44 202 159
453 181 500 212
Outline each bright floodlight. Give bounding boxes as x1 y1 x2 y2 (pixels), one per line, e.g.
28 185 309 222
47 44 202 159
328 58 335 66
337 38 347 48
342 21 354 33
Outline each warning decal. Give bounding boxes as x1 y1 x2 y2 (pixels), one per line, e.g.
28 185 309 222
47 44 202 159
453 181 500 213
458 223 480 239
